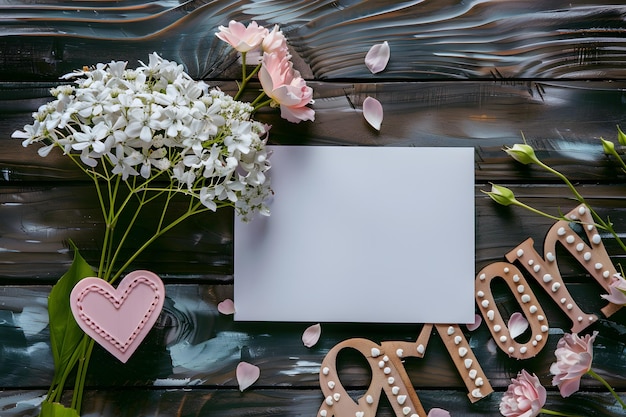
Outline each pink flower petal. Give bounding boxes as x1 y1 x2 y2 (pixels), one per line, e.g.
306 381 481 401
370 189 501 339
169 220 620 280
236 361 260 391
302 323 321 348
427 408 451 417
365 41 390 74
217 299 236 315
508 312 529 339
487 338 497 354
363 96 383 130
466 314 482 331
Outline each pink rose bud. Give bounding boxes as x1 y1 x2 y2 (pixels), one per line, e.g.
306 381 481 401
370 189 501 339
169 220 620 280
550 331 598 397
499 370 546 417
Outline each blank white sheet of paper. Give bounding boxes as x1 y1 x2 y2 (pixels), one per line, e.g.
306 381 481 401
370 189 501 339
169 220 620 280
234 146 475 324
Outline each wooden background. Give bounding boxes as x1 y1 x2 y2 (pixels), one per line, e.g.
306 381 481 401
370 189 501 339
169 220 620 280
1 1 626 416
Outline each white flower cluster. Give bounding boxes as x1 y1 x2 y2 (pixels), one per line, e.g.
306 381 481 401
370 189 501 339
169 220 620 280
13 53 272 220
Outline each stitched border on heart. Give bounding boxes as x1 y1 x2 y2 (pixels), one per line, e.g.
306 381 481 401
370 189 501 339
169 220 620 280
70 270 165 363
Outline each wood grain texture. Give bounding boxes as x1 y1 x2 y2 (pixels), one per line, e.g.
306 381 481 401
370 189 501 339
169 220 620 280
1 1 626 416
3 81 626 182
0 1 625 80
1 389 625 417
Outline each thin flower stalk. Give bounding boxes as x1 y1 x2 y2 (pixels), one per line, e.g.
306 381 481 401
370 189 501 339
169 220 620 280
539 408 582 417
499 134 626 254
587 369 626 409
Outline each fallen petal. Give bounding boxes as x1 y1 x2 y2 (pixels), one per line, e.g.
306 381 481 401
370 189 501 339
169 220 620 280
427 408 451 417
508 312 529 339
363 96 383 131
487 338 497 354
365 41 390 74
302 323 322 347
466 314 482 332
217 299 236 315
236 361 260 391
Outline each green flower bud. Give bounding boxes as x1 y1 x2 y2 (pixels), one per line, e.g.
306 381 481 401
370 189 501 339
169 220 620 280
504 143 540 165
601 137 615 155
618 125 626 146
483 184 518 207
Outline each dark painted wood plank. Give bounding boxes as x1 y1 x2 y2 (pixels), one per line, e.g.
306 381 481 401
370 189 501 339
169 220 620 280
1 284 624 390
1 184 626 279
1 388 625 417
1 1 626 80
2 81 626 182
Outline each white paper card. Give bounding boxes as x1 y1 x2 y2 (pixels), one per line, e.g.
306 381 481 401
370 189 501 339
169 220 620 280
234 146 475 323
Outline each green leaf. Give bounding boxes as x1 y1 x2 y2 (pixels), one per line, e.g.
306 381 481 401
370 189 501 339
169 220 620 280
40 401 80 417
48 243 94 376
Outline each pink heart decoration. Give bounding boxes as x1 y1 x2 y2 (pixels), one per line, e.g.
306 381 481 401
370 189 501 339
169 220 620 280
70 270 165 363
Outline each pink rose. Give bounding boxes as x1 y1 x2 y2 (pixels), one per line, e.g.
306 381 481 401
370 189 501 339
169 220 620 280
550 331 598 397
216 20 268 53
601 273 626 305
259 52 314 123
499 370 546 417
262 25 290 59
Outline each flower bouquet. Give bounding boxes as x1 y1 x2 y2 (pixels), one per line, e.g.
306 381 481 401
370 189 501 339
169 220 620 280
12 20 313 417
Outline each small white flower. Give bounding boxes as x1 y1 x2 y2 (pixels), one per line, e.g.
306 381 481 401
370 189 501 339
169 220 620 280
14 53 274 220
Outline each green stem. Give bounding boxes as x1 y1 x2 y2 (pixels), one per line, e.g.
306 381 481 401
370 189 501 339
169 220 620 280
587 369 626 409
108 201 217 283
103 188 148 283
48 333 88 403
234 55 263 100
253 98 273 111
250 92 269 108
512 199 566 223
537 160 626 253
540 408 583 417
72 338 95 413
607 147 626 172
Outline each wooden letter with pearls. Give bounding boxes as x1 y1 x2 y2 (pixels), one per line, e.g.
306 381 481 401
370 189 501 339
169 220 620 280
475 262 549 359
317 323 493 417
433 323 494 402
316 204 623 413
317 325 433 417
505 204 621 333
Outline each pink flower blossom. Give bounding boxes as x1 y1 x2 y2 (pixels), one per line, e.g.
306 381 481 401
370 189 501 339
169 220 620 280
216 20 268 53
550 331 598 397
259 52 314 123
601 273 626 305
262 25 290 59
499 370 546 417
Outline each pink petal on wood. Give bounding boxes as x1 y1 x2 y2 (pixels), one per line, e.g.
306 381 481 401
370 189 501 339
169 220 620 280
217 299 236 315
466 314 482 331
363 96 383 130
302 323 321 348
236 361 260 391
365 41 390 74
428 408 451 417
508 312 529 339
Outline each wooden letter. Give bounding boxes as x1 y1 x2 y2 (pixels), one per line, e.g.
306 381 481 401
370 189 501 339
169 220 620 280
505 204 621 333
317 324 494 417
433 324 494 402
317 325 433 417
475 262 549 359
